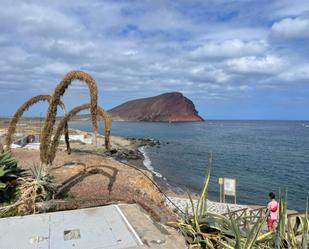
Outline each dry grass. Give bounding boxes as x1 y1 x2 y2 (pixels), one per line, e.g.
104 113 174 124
98 106 111 151
40 71 98 164
47 103 111 165
5 95 71 153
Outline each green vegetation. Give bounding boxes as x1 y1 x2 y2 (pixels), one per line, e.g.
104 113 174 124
168 155 309 249
0 155 56 217
0 151 24 203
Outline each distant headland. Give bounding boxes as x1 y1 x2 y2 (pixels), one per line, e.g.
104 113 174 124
108 92 204 123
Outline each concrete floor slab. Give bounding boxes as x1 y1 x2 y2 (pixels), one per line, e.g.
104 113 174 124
0 205 142 249
119 204 187 249
0 213 50 249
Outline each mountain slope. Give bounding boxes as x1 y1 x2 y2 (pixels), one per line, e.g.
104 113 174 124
108 92 204 122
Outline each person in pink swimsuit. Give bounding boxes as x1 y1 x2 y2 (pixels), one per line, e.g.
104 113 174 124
267 192 279 232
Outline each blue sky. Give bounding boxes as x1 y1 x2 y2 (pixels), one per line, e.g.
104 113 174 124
1 0 309 120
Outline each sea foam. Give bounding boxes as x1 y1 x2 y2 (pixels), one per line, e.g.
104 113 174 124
138 146 163 178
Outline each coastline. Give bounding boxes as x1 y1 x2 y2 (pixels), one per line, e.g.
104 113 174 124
111 134 255 213
0 121 269 214
133 144 257 215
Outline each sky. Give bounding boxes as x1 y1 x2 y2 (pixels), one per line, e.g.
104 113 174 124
1 0 309 120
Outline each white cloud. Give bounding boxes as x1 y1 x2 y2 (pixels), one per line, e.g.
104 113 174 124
226 55 284 74
0 0 308 117
190 39 267 60
35 62 72 75
271 0 309 17
278 64 309 81
189 66 232 83
271 17 309 38
45 40 95 55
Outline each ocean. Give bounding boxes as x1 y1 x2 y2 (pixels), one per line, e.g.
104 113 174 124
69 120 309 211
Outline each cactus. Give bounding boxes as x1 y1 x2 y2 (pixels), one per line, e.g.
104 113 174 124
5 95 71 153
40 71 98 164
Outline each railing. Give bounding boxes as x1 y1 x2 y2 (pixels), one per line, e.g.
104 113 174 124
223 207 267 228
223 206 302 229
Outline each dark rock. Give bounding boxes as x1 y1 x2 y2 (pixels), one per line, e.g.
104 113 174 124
110 149 118 154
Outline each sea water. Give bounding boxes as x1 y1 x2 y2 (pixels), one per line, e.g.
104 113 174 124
70 120 309 211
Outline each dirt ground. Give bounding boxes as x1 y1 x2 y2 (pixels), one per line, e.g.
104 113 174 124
1 118 175 221
11 145 176 222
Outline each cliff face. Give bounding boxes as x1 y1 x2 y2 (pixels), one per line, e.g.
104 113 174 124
108 92 204 122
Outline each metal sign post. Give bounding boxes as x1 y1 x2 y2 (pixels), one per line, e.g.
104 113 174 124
218 178 223 203
223 178 237 204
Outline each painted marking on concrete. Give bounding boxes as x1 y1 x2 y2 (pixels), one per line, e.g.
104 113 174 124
115 204 144 246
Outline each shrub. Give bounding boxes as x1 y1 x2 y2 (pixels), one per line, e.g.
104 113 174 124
0 163 56 216
0 151 24 203
168 155 309 249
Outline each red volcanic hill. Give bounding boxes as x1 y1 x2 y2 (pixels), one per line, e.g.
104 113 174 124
108 92 204 122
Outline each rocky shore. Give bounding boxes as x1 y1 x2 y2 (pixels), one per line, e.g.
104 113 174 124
58 128 252 216
99 131 251 215
106 136 160 168
0 119 252 217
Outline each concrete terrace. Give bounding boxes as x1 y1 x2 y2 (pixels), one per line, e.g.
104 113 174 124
0 204 186 249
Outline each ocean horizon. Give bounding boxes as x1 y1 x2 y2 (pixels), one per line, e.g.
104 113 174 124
70 120 309 212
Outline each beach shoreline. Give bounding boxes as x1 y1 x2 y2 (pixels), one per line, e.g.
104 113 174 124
0 119 264 215
104 131 256 213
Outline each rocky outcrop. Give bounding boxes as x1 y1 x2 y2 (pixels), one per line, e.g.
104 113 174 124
108 92 204 122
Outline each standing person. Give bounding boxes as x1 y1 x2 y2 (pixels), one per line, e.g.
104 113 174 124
267 192 279 232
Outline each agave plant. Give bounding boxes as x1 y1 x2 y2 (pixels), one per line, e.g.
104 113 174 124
167 154 217 248
167 156 309 249
16 163 56 213
0 151 24 194
0 163 56 215
274 193 309 249
30 163 57 199
216 208 273 249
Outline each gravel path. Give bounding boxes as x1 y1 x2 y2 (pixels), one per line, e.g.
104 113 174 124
166 196 250 215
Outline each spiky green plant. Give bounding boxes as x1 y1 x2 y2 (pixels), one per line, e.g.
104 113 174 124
0 151 24 200
216 207 273 249
30 163 57 199
168 154 216 248
5 94 71 154
274 193 309 249
0 163 56 215
168 157 309 249
40 71 98 164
